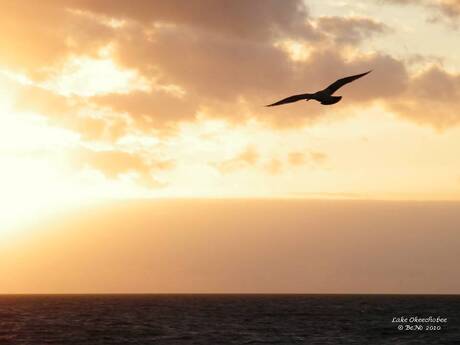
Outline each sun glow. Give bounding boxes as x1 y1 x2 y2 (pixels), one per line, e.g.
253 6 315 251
0 53 161 233
0 83 78 233
0 157 73 232
275 39 314 61
1 0 460 237
43 54 150 97
0 108 149 233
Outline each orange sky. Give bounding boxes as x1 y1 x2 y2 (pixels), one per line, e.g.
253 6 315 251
2 199 460 294
1 0 460 293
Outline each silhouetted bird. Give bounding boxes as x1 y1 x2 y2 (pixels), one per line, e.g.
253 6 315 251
266 71 371 107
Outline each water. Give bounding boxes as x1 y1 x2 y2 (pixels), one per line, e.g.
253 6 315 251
0 294 459 344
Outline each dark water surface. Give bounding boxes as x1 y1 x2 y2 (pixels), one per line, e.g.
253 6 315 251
0 294 459 344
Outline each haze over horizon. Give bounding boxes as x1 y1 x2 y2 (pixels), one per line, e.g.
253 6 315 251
1 199 459 294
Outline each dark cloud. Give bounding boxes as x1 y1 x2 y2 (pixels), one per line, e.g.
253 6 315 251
65 0 318 41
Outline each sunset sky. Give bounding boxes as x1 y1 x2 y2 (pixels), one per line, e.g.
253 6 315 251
1 0 460 293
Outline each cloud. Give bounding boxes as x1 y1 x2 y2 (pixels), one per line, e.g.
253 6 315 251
0 1 114 79
13 83 75 117
5 1 400 130
215 148 328 175
273 150 328 174
437 0 460 19
379 0 460 24
310 151 328 164
91 90 199 132
264 158 283 175
288 151 328 167
0 1 318 130
11 82 129 141
3 0 460 136
316 16 390 45
214 146 259 173
2 2 401 129
387 66 460 129
71 148 173 187
379 0 419 4
102 23 407 129
288 152 306 166
65 0 318 41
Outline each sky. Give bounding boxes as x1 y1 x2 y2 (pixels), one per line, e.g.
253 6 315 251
2 200 460 294
1 0 460 293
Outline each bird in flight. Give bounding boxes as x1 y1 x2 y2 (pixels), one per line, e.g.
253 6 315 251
266 70 371 107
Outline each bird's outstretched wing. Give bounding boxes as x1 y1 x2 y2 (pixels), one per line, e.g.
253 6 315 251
266 93 310 107
324 70 371 95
